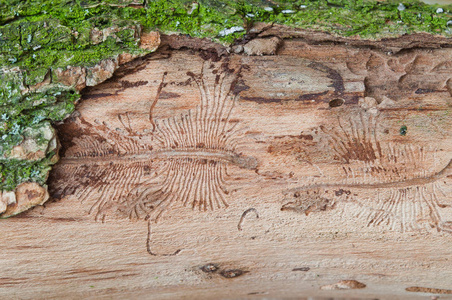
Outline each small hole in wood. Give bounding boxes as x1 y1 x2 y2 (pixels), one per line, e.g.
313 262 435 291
220 269 247 278
200 263 219 273
329 98 345 108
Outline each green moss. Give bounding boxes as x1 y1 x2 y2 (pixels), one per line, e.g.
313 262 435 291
400 125 408 136
235 0 452 39
2 0 451 78
0 82 78 189
0 155 54 191
0 0 451 192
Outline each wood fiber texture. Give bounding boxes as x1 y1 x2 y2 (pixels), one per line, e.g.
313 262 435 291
2 33 452 299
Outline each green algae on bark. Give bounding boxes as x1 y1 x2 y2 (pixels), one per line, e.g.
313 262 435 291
1 0 451 192
1 155 56 192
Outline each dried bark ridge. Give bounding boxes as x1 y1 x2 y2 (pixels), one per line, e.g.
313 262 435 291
52 60 257 222
282 112 452 233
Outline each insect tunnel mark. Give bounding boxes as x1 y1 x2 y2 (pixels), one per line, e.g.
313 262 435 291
146 219 181 256
282 111 452 233
50 60 256 223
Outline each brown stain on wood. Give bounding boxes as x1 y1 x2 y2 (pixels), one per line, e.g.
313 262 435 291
240 92 360 105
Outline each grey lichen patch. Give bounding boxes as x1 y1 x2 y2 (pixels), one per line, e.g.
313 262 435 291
3 121 57 161
85 57 121 86
0 79 78 157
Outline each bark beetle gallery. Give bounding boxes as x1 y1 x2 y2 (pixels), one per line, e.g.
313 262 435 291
50 56 452 235
51 60 257 222
282 112 452 232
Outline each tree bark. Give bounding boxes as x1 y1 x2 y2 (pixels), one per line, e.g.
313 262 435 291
2 26 452 299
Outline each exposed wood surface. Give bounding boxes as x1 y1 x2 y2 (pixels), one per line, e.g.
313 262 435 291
2 32 452 299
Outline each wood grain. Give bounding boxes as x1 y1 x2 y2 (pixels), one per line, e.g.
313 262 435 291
2 33 452 299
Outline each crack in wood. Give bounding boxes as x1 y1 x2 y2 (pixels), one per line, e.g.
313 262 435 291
149 72 167 131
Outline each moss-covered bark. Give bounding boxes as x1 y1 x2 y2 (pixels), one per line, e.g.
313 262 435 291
0 0 451 192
